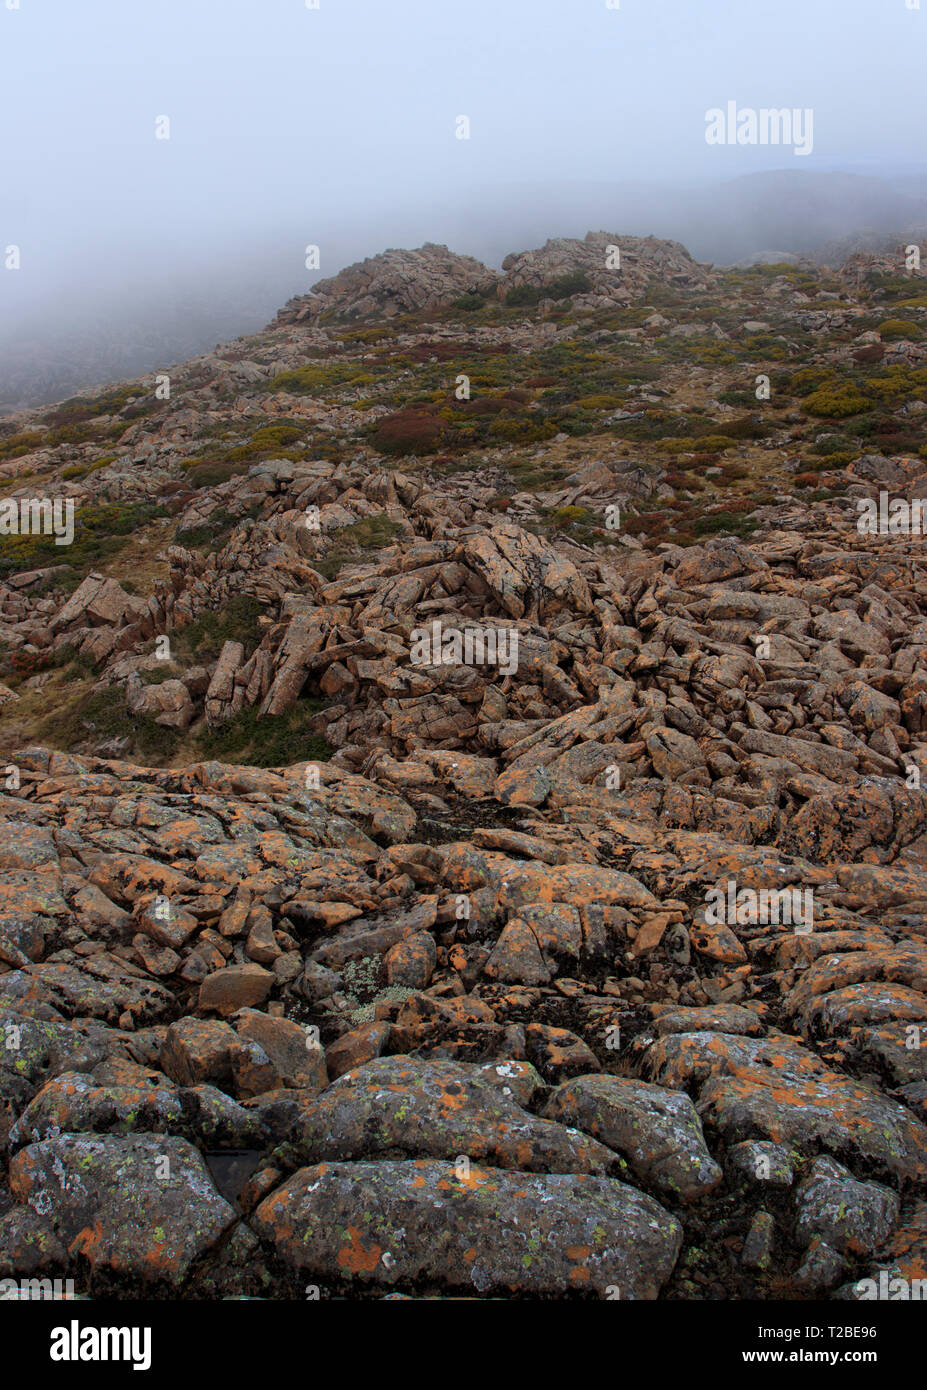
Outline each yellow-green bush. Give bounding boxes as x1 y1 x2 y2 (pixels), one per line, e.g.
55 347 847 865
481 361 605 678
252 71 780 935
803 385 871 417
61 456 117 481
877 319 922 341
788 367 836 397
0 431 44 461
271 362 380 394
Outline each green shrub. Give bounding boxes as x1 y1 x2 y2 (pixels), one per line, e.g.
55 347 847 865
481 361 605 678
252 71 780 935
220 422 306 462
877 319 921 341
717 389 755 407
183 459 252 489
807 450 855 469
61 456 117 481
0 431 44 461
788 367 836 397
721 415 772 441
46 423 96 448
803 385 871 418
44 385 147 428
175 595 265 664
546 272 592 300
487 415 557 444
812 435 853 455
505 284 543 307
859 365 927 402
451 293 486 312
270 362 381 395
692 509 761 538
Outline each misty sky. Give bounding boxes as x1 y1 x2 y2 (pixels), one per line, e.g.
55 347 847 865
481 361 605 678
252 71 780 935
1 0 925 394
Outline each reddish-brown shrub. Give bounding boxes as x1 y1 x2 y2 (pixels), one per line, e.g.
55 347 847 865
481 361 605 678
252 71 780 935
370 409 444 456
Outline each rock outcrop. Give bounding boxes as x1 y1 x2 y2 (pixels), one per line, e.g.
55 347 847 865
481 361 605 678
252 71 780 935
2 230 927 1301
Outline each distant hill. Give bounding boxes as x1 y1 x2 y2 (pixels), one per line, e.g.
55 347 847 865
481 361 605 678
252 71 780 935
3 168 926 413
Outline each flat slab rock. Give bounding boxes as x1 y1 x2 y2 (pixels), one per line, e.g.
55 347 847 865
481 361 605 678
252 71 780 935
648 1030 927 1184
272 1054 616 1175
253 1159 682 1298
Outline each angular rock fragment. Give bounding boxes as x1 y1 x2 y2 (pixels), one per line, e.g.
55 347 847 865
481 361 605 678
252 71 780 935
543 1074 722 1201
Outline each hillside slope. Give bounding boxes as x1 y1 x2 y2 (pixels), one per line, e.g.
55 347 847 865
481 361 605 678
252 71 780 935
1 235 927 1299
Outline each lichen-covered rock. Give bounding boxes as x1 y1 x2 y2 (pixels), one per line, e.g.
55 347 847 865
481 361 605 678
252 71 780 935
525 1023 602 1082
272 1055 615 1175
230 1009 327 1095
253 1159 682 1298
160 1017 242 1088
726 1140 794 1189
8 1070 265 1151
543 1074 722 1201
0 1205 67 1275
383 931 437 989
792 1235 846 1294
8 1134 237 1282
198 964 273 1016
324 1021 390 1080
0 1007 112 1142
648 1031 927 1183
793 1156 900 1257
741 1210 776 1272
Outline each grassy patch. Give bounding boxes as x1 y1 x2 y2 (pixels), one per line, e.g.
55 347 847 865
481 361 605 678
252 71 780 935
174 595 265 664
0 502 167 581
313 514 405 580
196 702 334 767
34 686 178 761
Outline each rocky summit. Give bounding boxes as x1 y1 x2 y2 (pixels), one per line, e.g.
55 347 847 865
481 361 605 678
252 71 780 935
3 234 927 1301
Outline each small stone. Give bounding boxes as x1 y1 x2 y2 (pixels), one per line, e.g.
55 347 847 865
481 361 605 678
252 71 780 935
793 1156 900 1257
742 1210 776 1271
793 1236 846 1294
325 1021 390 1081
198 964 274 1016
726 1140 794 1189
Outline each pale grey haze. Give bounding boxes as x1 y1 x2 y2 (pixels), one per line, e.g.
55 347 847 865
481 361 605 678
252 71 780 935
0 0 924 408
